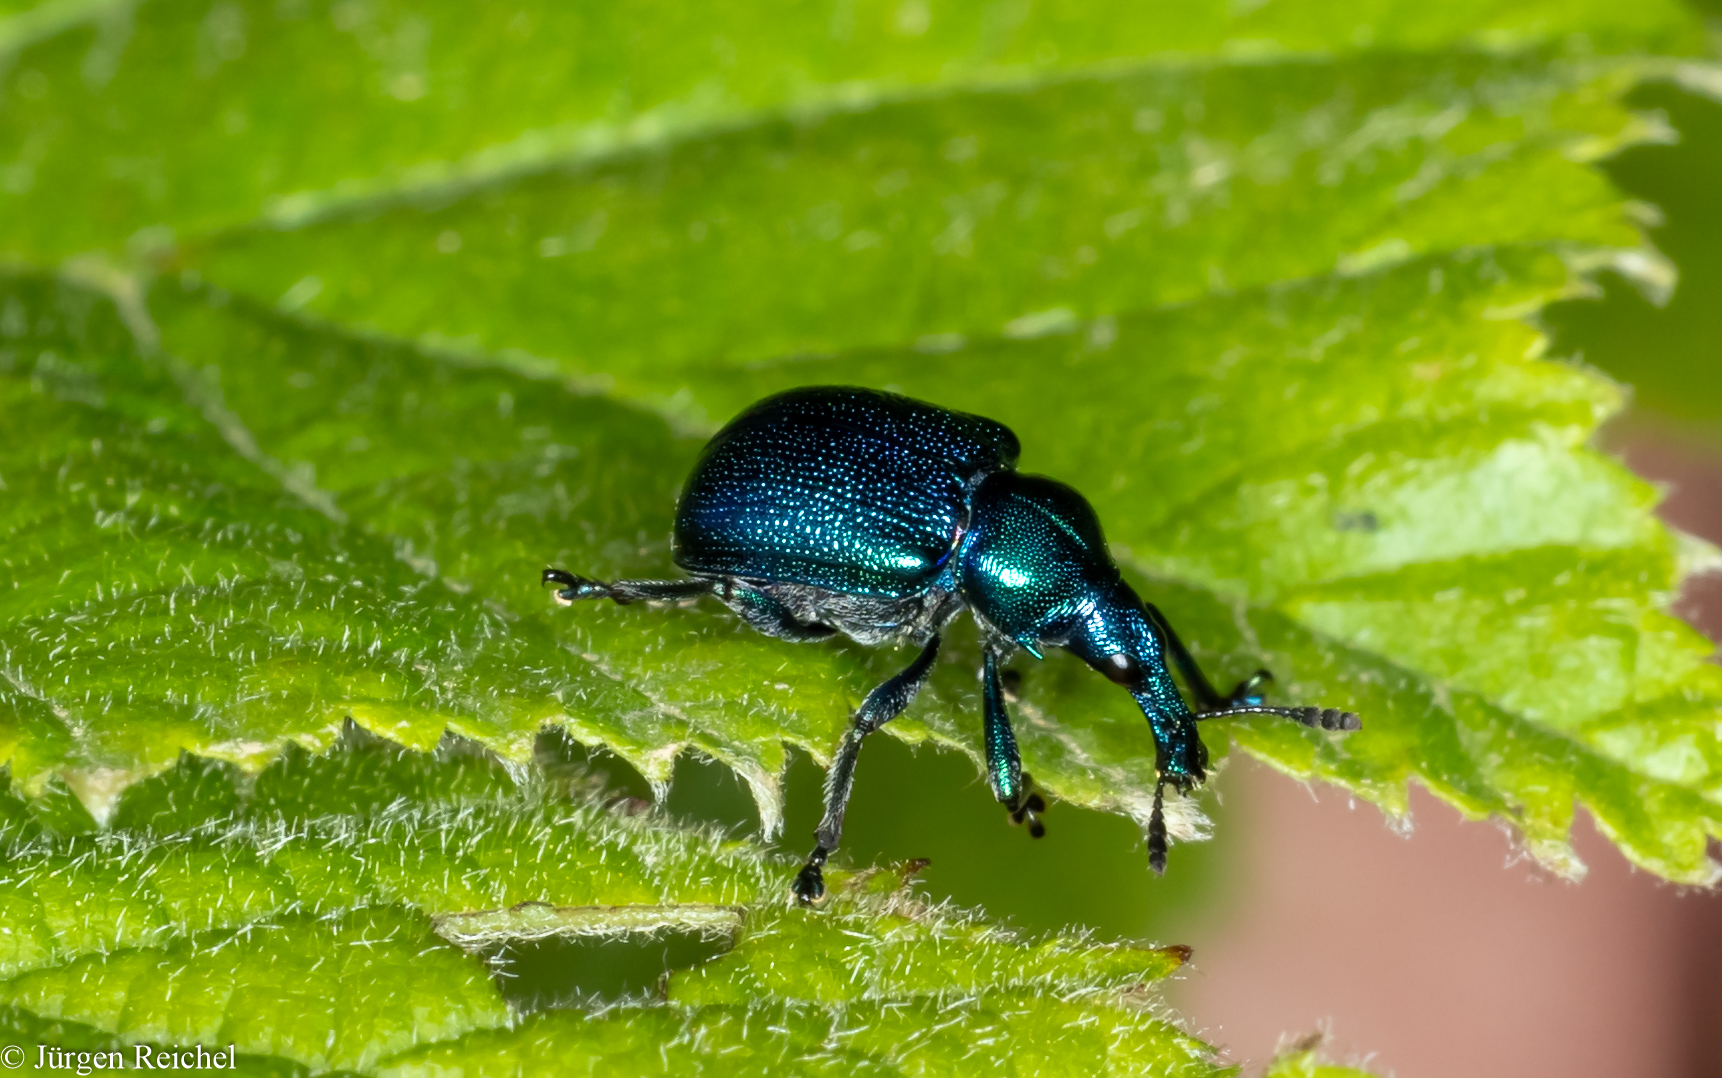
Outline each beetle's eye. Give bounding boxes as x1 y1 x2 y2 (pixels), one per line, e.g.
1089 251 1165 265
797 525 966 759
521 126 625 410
1101 653 1140 685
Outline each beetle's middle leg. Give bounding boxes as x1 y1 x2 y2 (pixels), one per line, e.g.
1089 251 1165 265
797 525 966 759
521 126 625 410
982 651 1046 838
721 583 838 643
793 634 941 904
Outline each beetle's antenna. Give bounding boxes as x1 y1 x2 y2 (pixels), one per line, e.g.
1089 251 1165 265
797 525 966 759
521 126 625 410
1147 782 1168 875
1194 704 1360 731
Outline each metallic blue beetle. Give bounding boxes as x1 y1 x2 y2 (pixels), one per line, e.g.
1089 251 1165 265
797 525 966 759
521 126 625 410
544 386 1358 902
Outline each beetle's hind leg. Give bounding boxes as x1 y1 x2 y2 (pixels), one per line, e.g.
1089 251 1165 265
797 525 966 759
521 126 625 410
794 634 941 904
543 571 836 643
982 652 1047 839
724 583 838 643
541 568 715 606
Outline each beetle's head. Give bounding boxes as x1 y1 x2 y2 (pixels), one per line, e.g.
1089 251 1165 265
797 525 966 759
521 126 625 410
960 472 1354 874
1063 585 1208 790
960 472 1208 788
1060 578 1212 874
1060 583 1211 876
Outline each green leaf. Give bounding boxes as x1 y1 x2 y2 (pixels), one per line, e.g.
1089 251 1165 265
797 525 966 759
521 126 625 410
376 993 1207 1078
0 744 1213 1075
181 49 1664 396
4 0 1721 887
155 50 1722 879
0 268 900 829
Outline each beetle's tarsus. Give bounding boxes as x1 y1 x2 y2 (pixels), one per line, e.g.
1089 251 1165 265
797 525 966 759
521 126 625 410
1147 783 1168 875
793 846 830 904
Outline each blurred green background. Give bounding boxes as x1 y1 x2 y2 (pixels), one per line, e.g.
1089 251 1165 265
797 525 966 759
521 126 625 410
1546 78 1722 451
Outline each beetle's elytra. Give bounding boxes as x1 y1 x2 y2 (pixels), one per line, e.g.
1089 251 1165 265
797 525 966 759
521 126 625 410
544 386 1359 902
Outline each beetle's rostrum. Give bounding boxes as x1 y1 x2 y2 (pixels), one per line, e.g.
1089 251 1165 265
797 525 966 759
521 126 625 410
543 386 1360 903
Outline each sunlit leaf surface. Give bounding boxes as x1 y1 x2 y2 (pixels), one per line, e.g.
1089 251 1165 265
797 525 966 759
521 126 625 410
0 744 1208 1074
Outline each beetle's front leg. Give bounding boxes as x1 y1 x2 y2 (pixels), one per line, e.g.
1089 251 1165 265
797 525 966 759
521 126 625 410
982 651 1046 838
1129 681 1208 875
795 634 941 904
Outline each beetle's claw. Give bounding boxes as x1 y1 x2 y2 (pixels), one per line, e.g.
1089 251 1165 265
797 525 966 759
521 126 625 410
1007 777 1049 838
542 568 612 605
1009 804 1046 838
792 845 831 905
1147 783 1168 875
792 863 826 904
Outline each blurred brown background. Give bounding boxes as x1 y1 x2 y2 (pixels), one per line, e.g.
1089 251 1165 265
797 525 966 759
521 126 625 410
1177 427 1722 1076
